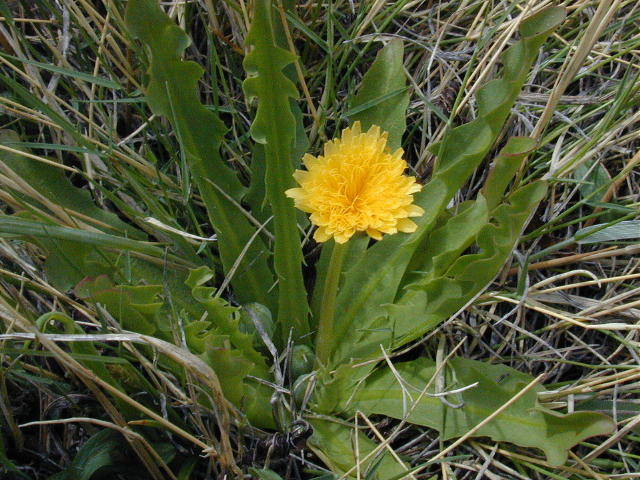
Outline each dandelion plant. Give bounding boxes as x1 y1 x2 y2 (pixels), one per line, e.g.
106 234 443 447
1 0 636 479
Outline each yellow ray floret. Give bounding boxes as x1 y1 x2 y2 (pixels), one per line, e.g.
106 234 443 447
285 122 424 244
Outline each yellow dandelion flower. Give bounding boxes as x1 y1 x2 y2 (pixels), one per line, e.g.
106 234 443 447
286 122 424 244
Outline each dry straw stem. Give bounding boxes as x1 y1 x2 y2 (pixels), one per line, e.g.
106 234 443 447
583 413 640 462
494 294 640 331
19 417 178 480
532 272 640 294
508 245 640 274
357 411 418 480
474 442 608 477
0 302 241 475
338 340 466 479
0 310 169 479
532 0 623 142
410 374 547 478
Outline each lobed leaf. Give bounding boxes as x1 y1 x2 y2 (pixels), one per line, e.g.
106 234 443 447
350 356 615 467
125 0 275 310
75 275 165 336
480 136 537 211
185 267 276 428
328 7 565 370
185 267 270 377
320 179 547 413
389 181 548 348
243 0 309 344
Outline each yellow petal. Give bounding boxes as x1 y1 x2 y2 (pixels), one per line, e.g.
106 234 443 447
366 228 383 240
314 227 331 243
397 218 418 233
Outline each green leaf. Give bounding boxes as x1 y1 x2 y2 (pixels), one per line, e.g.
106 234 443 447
243 0 309 343
185 267 269 374
307 417 411 480
183 267 275 428
0 130 142 239
409 195 490 284
199 337 275 429
576 399 640 426
48 429 123 480
0 216 173 259
329 178 450 368
348 39 410 151
248 468 284 480
328 7 565 370
75 275 164 336
388 181 547 348
480 136 537 211
125 0 275 310
318 179 546 414
350 357 615 467
0 130 152 291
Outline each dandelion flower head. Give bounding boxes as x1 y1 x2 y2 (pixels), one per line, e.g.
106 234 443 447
286 122 424 244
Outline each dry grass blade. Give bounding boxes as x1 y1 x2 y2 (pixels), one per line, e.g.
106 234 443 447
1 0 638 478
0 300 241 476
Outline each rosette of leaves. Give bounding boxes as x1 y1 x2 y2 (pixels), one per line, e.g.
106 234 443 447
123 2 614 475
0 0 615 478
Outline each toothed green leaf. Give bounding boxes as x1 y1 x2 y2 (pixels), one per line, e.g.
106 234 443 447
125 0 275 310
350 357 615 467
243 0 309 343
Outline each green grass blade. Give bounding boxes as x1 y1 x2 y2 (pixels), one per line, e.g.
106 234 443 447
0 52 121 89
0 216 173 260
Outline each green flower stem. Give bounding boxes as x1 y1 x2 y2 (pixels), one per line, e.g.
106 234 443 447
314 241 349 368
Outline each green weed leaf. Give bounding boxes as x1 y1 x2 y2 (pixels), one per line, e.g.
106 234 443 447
481 136 537 211
248 468 284 480
75 275 164 336
351 357 615 466
328 7 565 370
0 216 169 259
348 39 410 151
184 267 275 427
125 0 275 310
243 0 309 343
185 267 270 375
387 181 548 348
48 429 122 480
307 417 410 480
0 130 142 239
